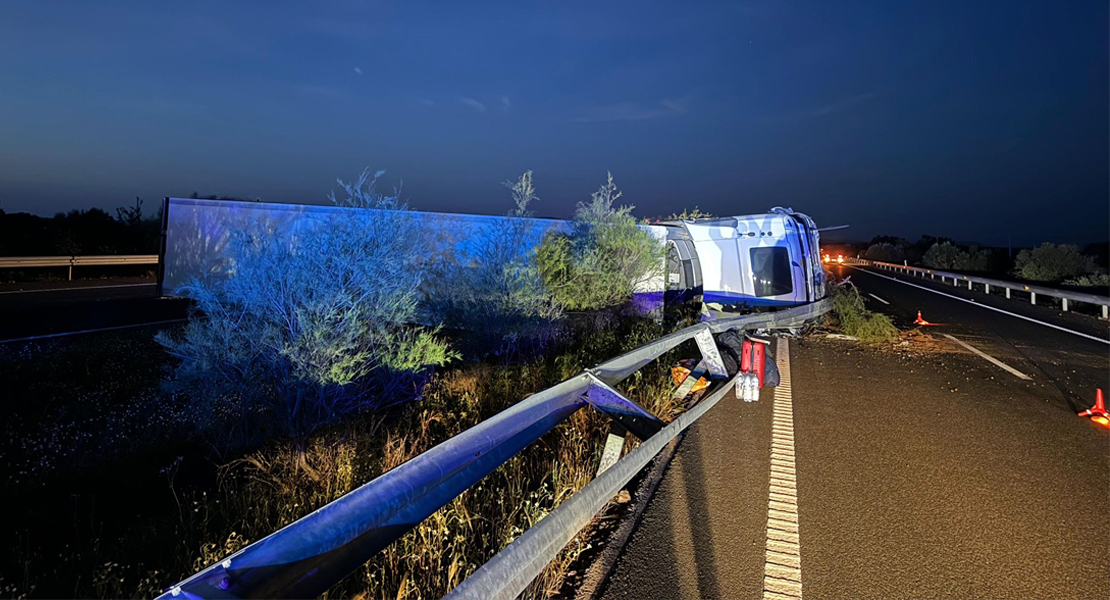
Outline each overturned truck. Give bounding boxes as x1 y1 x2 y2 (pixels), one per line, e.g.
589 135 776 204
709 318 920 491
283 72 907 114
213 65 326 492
158 197 826 311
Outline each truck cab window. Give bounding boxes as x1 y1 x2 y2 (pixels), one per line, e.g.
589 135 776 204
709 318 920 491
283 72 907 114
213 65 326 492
750 246 792 297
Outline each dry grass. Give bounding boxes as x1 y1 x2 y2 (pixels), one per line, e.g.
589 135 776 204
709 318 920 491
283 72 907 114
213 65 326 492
156 313 694 600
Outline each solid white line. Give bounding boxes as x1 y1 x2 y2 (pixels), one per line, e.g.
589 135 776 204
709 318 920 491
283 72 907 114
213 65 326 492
764 338 802 600
850 266 1109 346
0 318 187 344
942 334 1032 381
866 293 889 305
0 282 155 295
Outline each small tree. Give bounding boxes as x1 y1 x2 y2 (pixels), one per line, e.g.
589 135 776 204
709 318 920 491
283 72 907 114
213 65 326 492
537 172 664 310
1012 243 1099 282
158 169 456 438
424 171 563 357
864 242 904 263
922 242 964 270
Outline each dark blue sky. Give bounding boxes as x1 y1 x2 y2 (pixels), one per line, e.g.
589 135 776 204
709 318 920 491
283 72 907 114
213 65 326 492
1 0 1106 245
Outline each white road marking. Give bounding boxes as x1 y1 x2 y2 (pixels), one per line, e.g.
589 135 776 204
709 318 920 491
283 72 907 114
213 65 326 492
0 318 187 345
942 334 1032 381
764 338 802 600
850 266 1110 346
0 282 155 295
867 293 890 305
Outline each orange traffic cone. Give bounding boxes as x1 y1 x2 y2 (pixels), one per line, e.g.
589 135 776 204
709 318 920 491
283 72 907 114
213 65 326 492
914 310 930 326
1078 389 1109 427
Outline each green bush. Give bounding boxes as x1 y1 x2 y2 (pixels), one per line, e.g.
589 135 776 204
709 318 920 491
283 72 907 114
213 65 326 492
829 280 899 343
1012 243 1100 282
424 171 564 357
157 170 457 438
864 242 905 263
921 242 991 271
1062 272 1110 288
921 242 963 269
536 172 664 310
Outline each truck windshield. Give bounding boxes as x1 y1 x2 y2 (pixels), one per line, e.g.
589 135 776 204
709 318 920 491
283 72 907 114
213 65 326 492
750 246 793 297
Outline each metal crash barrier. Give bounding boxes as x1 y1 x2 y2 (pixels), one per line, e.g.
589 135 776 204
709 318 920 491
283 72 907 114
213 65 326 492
850 258 1110 319
0 254 158 280
159 300 829 600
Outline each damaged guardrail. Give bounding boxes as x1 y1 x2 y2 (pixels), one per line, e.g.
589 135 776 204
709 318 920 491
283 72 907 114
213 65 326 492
850 258 1110 320
159 300 829 600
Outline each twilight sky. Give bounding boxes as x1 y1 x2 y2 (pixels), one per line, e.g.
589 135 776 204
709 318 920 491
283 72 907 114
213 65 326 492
0 0 1106 245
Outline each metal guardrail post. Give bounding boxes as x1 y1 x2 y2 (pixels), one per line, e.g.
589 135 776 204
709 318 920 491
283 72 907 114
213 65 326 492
853 260 1110 320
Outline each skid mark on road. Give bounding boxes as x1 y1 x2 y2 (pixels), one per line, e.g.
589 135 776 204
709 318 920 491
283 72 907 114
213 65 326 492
764 338 802 600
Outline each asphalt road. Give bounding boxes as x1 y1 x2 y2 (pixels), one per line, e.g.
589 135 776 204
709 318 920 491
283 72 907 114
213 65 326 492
842 264 1109 413
0 279 188 341
600 273 1108 599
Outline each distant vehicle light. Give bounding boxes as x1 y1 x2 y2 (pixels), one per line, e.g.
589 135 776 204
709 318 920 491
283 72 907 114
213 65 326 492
823 254 830 263
836 255 844 263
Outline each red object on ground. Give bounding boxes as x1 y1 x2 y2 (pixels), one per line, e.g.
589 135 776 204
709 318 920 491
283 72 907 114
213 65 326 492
1077 389 1109 426
738 337 768 387
751 341 765 387
914 310 931 326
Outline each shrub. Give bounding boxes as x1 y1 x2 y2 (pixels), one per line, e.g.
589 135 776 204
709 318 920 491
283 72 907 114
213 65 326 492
666 206 715 220
1012 243 1100 282
828 280 899 343
424 171 564 357
537 172 664 310
921 242 991 271
1062 272 1110 288
921 242 963 269
960 246 992 271
157 169 457 438
864 242 904 263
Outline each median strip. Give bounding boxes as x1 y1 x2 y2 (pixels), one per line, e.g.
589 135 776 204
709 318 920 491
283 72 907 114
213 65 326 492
763 338 803 600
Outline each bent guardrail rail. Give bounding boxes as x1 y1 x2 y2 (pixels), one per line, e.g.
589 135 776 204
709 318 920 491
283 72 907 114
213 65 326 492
849 258 1110 319
159 299 829 600
0 254 159 280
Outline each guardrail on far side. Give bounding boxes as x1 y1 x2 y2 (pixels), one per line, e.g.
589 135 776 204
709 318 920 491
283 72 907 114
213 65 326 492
0 255 159 281
848 258 1110 320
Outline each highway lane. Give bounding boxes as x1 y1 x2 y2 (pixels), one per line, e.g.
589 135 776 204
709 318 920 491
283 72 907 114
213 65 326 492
600 286 1108 599
0 281 187 341
839 264 1109 414
791 335 1108 599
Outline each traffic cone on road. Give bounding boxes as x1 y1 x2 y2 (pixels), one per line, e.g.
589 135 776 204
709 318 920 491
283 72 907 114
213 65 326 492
1077 389 1109 427
914 310 931 326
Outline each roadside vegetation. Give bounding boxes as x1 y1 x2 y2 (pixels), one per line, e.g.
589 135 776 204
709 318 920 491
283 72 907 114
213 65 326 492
826 279 899 344
3 170 678 599
1011 242 1107 285
536 172 664 311
862 236 1108 289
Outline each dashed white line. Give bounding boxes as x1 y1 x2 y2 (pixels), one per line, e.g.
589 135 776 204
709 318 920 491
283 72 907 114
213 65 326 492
850 266 1110 346
942 334 1032 381
764 338 802 600
866 293 889 305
